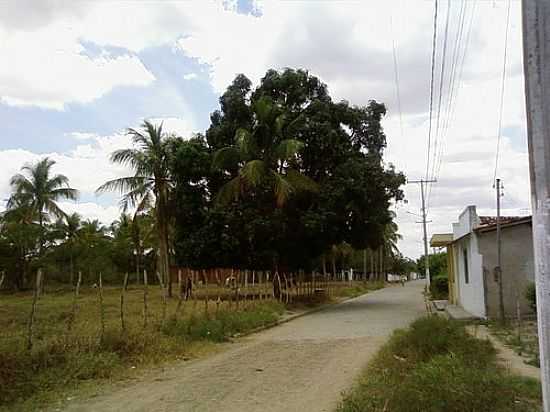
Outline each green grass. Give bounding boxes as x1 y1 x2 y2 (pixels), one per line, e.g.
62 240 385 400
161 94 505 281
338 316 542 412
0 286 284 411
336 281 385 298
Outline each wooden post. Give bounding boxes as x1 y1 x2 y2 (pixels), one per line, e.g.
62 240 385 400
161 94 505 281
156 272 167 327
175 269 184 320
27 269 43 351
67 271 82 333
143 269 149 328
0 271 5 290
120 272 129 333
98 272 105 345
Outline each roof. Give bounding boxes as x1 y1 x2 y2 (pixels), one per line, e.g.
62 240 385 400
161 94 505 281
475 215 532 233
430 233 454 247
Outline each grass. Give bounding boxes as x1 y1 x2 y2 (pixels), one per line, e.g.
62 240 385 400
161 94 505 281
338 316 542 412
0 285 285 411
335 281 385 298
489 320 540 367
0 279 377 410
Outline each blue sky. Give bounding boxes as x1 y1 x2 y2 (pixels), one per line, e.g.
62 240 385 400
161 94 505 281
0 0 531 258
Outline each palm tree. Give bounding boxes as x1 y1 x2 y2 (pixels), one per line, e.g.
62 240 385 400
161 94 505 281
8 157 78 255
55 213 82 285
379 220 402 281
97 121 172 295
213 96 317 207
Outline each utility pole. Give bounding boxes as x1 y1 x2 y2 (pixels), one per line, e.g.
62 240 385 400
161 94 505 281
408 179 436 287
522 2 550 410
495 178 505 324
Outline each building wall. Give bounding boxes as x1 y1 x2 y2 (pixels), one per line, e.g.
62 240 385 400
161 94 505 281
477 223 535 318
454 234 486 317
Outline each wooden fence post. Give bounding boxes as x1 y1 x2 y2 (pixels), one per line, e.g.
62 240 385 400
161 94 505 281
98 272 105 345
156 272 167 327
67 271 82 334
27 269 43 351
143 269 149 328
120 272 129 333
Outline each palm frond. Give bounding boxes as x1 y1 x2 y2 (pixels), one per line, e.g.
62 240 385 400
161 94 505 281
240 160 266 188
50 187 78 201
96 176 148 195
271 172 293 207
254 96 274 124
285 169 319 193
235 128 256 159
215 176 242 205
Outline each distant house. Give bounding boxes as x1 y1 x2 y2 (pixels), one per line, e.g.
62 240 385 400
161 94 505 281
430 206 534 319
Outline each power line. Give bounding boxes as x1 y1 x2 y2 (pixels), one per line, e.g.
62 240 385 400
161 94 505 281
425 0 439 182
428 1 478 211
493 0 512 184
427 0 471 209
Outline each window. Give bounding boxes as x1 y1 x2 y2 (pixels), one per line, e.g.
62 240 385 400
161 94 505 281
463 247 469 284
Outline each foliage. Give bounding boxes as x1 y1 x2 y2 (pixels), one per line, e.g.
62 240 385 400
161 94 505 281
525 281 537 312
97 121 174 292
338 316 541 412
172 68 405 271
417 251 447 280
430 276 449 300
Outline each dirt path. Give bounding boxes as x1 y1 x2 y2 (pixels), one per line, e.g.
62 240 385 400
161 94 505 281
62 280 426 412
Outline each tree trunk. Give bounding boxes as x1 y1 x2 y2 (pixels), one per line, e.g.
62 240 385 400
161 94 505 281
156 188 171 297
69 249 74 287
363 249 367 282
331 253 337 281
370 249 374 281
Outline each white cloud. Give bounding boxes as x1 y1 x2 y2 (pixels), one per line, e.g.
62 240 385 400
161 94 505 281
183 73 198 80
148 117 196 138
0 25 155 110
0 0 532 258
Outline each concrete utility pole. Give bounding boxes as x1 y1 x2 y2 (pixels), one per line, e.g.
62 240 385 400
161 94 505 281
495 178 505 324
522 1 550 410
408 179 436 287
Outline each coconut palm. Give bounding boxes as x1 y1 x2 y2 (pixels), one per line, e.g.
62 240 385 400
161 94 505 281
96 121 172 294
54 212 82 285
213 96 317 207
7 157 78 255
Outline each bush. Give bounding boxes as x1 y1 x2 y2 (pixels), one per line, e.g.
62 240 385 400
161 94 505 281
429 276 448 300
525 282 537 312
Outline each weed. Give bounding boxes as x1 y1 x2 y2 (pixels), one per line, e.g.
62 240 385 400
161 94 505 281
338 316 541 412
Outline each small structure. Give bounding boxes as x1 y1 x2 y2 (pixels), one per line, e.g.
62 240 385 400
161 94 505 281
431 206 534 319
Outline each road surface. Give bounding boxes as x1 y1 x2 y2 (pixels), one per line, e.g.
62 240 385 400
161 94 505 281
63 280 425 412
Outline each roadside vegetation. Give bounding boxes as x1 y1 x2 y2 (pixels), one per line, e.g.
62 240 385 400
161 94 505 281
0 278 379 410
0 68 412 410
338 316 542 412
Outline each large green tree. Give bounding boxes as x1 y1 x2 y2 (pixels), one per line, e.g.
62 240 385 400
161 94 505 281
172 68 405 271
97 121 173 295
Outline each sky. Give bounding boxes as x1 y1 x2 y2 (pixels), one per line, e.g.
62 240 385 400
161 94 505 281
0 0 531 259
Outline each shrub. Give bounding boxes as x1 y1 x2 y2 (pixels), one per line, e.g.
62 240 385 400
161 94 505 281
525 282 537 312
429 276 448 300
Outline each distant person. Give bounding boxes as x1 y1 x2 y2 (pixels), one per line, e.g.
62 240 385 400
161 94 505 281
185 276 193 300
400 275 406 287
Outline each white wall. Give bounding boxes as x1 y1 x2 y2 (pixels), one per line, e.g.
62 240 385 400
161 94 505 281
452 206 486 318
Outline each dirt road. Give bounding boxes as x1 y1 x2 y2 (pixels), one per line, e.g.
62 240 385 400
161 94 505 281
63 280 425 412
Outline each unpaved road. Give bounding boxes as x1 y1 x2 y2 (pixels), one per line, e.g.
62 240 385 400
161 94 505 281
63 280 425 412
